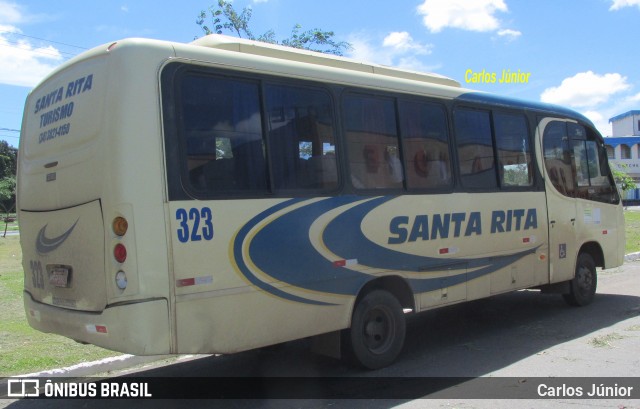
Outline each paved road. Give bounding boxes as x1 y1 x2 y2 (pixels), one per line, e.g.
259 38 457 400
3 261 640 408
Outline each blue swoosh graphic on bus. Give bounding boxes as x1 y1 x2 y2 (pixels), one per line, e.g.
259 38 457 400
234 196 539 305
36 219 79 255
233 198 341 306
247 196 375 298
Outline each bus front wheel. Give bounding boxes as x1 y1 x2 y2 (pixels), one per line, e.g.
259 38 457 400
563 253 597 306
346 290 406 369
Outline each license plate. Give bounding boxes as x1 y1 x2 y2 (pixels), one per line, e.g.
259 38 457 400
49 268 70 288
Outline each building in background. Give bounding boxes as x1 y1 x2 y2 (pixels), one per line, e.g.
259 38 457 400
605 110 640 203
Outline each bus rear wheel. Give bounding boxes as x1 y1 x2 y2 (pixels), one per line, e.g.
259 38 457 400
346 290 406 369
563 253 597 306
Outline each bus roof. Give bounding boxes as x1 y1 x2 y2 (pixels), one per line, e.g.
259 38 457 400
190 34 461 89
456 91 595 127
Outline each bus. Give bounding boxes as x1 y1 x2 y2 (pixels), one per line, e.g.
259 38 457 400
18 35 625 369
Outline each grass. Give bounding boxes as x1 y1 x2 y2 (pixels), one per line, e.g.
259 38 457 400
0 210 638 377
589 332 626 348
1 216 19 234
0 235 117 377
624 210 640 254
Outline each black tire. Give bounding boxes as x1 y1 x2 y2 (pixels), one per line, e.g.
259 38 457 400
563 253 597 306
346 290 406 369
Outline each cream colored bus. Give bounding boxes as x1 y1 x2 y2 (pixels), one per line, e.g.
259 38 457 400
18 35 624 369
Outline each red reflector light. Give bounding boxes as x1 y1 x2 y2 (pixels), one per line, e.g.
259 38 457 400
114 243 127 263
96 325 108 333
177 278 196 287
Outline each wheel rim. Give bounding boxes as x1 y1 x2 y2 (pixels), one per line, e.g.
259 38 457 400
575 264 594 298
362 306 395 354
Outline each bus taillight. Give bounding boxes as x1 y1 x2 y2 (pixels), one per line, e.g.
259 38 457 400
113 216 129 236
115 271 128 290
112 216 129 290
114 243 127 263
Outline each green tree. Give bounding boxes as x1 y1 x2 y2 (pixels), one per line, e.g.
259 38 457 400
0 141 18 235
197 0 352 56
0 140 17 180
0 176 16 237
612 164 637 193
0 176 15 210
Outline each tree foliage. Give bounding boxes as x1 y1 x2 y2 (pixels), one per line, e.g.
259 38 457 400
612 165 637 192
0 140 17 180
0 141 17 217
0 176 15 213
197 0 352 56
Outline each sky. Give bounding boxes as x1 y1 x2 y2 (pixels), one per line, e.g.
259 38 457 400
1 0 640 147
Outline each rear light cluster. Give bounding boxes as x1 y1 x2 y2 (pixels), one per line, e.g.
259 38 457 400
112 216 129 290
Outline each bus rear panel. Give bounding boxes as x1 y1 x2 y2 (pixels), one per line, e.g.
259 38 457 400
18 39 173 355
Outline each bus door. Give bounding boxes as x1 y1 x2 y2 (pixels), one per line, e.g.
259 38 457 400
569 124 622 269
538 117 578 283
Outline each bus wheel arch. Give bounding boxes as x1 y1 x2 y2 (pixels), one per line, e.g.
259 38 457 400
579 241 604 268
344 276 413 369
353 275 415 313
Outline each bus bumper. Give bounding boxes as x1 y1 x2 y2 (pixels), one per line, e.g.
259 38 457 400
24 292 171 355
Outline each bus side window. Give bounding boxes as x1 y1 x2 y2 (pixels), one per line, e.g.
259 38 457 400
180 75 267 194
454 109 497 189
494 112 532 188
264 84 338 191
570 123 620 204
344 94 403 190
398 100 452 189
543 121 575 197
